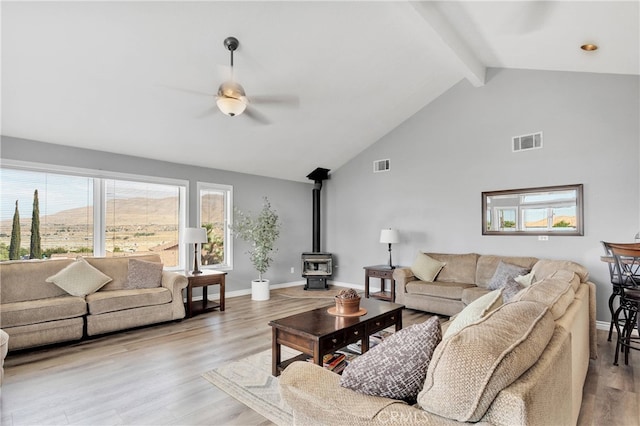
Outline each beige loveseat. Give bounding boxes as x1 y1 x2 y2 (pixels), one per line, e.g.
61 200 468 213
0 254 188 351
280 256 597 426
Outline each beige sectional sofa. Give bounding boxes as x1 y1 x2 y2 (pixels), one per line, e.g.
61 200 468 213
280 255 597 426
393 253 539 316
0 254 188 351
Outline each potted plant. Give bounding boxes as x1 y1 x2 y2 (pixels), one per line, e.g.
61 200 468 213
230 197 281 300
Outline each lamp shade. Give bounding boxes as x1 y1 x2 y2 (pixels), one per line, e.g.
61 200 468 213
216 96 247 117
182 227 208 244
380 229 399 244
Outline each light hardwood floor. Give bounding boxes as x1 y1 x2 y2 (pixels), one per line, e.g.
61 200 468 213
1 291 638 426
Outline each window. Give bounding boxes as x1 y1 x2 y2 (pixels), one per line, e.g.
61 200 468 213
1 162 187 267
0 168 94 259
104 179 182 267
198 182 233 270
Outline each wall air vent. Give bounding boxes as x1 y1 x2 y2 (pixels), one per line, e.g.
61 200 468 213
513 132 543 152
373 159 390 173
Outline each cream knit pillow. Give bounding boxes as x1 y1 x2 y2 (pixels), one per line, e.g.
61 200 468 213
411 253 446 282
46 257 112 297
443 289 503 339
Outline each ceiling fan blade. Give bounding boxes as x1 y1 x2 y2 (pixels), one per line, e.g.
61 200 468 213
195 105 219 119
244 106 271 125
160 85 214 98
249 94 300 107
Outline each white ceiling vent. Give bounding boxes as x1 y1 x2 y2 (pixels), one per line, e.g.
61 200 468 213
373 159 390 173
513 132 543 152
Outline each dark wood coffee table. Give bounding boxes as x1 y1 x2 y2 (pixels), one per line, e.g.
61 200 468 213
269 298 404 376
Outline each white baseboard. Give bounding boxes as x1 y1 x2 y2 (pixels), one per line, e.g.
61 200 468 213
193 280 364 302
596 320 610 331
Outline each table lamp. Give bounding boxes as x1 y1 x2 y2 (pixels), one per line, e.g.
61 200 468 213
380 229 400 269
183 227 208 274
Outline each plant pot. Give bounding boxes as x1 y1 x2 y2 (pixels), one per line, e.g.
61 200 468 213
251 279 270 301
334 295 361 315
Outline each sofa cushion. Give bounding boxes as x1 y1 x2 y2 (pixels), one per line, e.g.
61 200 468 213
406 281 475 300
125 258 163 289
1 258 75 303
86 288 172 315
411 253 446 282
487 261 530 291
426 253 478 284
511 273 576 319
46 257 112 296
340 316 441 403
0 296 87 328
476 255 538 288
418 301 555 422
532 259 589 283
443 289 503 339
461 287 491 305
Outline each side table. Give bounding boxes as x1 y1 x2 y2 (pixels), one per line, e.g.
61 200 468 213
364 265 400 302
182 270 226 318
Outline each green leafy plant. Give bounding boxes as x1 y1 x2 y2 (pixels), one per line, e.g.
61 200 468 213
230 197 280 282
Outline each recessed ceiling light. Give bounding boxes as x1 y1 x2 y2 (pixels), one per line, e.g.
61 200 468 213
581 43 598 51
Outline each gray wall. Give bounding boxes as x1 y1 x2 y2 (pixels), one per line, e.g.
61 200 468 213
325 68 640 323
0 136 313 293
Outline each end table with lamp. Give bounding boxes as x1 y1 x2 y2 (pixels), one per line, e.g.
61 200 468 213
181 227 226 317
365 229 401 302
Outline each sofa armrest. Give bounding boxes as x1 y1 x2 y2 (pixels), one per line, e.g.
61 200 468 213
393 267 415 291
161 271 188 320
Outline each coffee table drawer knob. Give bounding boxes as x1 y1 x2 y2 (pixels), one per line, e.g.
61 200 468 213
376 321 381 326
353 330 359 335
332 338 337 343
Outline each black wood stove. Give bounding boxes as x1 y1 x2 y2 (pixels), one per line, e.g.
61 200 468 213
302 168 332 290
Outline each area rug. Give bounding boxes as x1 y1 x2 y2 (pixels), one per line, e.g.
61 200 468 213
275 284 361 299
202 348 299 426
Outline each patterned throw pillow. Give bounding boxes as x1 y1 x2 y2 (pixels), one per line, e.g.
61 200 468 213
46 257 112 296
487 261 530 291
125 258 163 289
340 316 442 403
411 253 446 282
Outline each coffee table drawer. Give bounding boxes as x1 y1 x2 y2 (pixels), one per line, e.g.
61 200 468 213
320 325 365 352
367 311 401 334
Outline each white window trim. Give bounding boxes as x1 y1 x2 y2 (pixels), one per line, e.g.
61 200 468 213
1 159 189 270
196 181 233 271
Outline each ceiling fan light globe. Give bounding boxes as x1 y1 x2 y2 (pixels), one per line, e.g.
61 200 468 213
217 96 247 117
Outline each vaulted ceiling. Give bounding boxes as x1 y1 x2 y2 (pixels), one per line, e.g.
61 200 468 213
2 1 638 182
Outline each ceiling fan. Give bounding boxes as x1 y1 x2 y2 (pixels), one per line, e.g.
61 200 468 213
216 36 248 117
184 36 299 124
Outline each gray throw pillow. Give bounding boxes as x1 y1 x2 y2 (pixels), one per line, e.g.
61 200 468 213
125 258 163 289
502 278 525 302
487 261 530 291
339 316 442 403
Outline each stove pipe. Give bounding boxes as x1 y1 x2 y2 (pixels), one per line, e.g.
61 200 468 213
306 168 330 252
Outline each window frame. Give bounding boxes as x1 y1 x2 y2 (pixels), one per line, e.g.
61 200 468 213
1 159 189 269
482 184 584 236
196 181 233 271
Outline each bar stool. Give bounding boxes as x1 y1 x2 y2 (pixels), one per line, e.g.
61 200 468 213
601 241 640 341
610 245 640 366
